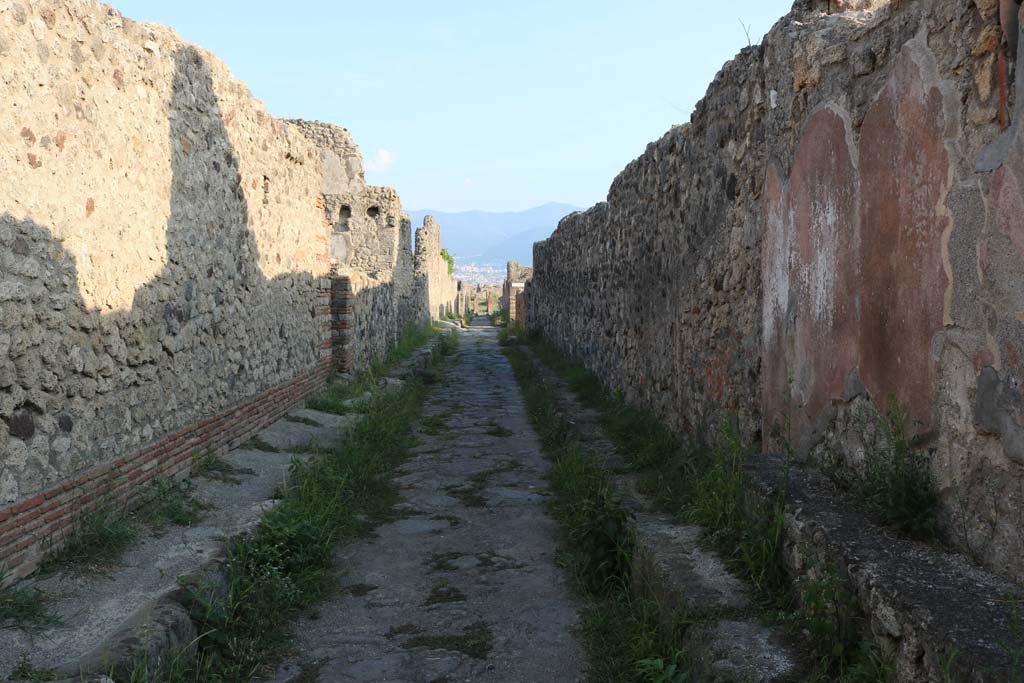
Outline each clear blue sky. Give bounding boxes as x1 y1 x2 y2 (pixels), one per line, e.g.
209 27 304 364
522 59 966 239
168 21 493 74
111 0 793 212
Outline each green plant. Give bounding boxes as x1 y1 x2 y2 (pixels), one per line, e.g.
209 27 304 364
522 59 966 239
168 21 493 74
0 571 61 630
582 591 689 683
169 339 442 680
10 659 62 681
41 503 139 571
490 308 509 328
124 642 218 683
675 425 790 599
839 640 897 683
504 344 683 681
437 329 459 356
440 247 456 275
853 397 939 540
137 479 209 530
193 452 254 485
567 484 634 594
41 478 208 573
797 566 862 674
306 325 439 414
636 657 690 683
518 333 927 682
485 424 514 437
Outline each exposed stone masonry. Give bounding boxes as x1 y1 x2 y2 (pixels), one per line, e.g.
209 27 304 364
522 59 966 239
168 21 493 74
415 216 462 320
527 0 1024 584
501 261 532 327
0 0 460 578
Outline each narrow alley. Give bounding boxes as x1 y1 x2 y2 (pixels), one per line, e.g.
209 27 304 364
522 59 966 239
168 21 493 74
269 320 585 682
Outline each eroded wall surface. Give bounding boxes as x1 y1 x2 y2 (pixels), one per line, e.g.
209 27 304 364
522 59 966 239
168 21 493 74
0 0 431 575
414 216 461 321
289 120 424 370
528 0 1024 580
502 261 532 326
0 0 331 508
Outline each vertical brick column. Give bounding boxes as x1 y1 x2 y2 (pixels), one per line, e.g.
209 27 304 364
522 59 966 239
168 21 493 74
331 274 355 373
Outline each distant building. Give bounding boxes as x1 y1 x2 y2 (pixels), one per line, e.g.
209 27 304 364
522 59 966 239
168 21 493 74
502 261 533 327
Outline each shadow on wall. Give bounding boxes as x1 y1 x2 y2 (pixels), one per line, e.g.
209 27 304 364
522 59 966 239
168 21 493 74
1 46 324 512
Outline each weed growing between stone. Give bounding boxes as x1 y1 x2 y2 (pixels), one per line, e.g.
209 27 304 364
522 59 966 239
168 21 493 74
40 479 207 574
126 332 450 682
485 424 514 437
504 345 683 682
306 325 440 413
518 335 897 682
848 398 939 542
192 452 255 485
420 411 453 435
9 659 62 681
0 572 60 630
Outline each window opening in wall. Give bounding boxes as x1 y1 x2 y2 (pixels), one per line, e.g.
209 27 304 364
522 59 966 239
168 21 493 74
367 206 380 219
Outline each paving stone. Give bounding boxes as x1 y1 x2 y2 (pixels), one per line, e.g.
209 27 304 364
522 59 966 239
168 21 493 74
267 324 585 682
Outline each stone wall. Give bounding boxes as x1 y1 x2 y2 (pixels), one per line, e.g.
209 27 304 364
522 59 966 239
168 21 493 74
528 0 1024 582
502 261 532 326
414 216 461 320
289 120 424 371
0 0 422 577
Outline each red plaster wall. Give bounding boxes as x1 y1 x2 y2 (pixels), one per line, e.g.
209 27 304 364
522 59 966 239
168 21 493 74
762 43 954 442
859 48 952 425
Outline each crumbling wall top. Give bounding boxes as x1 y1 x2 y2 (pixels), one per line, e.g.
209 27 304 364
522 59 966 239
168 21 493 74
287 119 365 195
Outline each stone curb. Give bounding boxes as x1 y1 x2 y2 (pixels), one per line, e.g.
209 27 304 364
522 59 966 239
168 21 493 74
523 348 799 682
26 333 450 681
746 454 1024 683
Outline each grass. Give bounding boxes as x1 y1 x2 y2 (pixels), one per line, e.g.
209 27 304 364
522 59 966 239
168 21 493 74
0 571 61 630
847 397 939 541
513 334 897 682
485 424 514 437
122 327 449 682
306 325 441 415
504 344 676 681
193 452 255 485
420 411 453 435
442 461 522 509
9 660 62 681
40 479 207 573
490 308 509 328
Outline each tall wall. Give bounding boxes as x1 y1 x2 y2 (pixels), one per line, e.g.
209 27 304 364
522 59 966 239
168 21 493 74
289 120 424 370
0 1 419 577
414 216 461 320
528 0 1024 582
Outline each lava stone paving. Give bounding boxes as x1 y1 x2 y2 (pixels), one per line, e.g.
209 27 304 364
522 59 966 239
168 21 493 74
267 320 585 682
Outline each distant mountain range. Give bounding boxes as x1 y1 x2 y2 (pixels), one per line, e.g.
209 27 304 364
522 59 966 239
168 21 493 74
407 202 580 267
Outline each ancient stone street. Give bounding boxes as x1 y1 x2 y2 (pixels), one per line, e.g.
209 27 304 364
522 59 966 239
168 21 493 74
268 320 585 683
